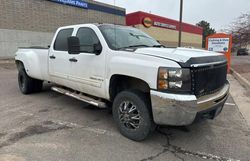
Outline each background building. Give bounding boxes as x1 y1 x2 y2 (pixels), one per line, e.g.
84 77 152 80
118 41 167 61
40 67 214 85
0 0 125 58
0 1 203 58
126 11 203 48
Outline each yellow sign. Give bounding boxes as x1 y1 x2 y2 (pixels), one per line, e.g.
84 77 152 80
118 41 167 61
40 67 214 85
142 17 153 28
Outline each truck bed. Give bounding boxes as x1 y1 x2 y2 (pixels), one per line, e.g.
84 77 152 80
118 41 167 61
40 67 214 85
15 47 50 81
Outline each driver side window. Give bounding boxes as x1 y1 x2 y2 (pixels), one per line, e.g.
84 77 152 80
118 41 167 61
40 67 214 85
76 28 100 53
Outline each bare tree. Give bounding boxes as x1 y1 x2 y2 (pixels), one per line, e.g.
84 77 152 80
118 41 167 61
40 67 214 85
226 13 250 48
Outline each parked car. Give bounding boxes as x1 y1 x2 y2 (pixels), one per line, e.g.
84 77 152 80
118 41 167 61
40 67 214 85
237 48 249 56
15 24 229 141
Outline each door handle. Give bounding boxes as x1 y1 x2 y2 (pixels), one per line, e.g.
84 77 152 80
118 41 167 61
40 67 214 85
69 58 78 62
49 55 56 59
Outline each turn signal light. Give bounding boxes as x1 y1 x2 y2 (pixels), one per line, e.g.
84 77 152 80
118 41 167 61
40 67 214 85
158 80 168 89
159 68 168 79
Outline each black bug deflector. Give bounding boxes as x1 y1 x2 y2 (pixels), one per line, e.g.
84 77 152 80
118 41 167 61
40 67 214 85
178 55 227 68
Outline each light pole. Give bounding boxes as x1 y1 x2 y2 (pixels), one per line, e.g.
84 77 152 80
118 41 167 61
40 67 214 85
178 0 183 47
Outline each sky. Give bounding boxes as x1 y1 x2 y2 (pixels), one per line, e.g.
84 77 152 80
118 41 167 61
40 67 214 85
94 0 250 31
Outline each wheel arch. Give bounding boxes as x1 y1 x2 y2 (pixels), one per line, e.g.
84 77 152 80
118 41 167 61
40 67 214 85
109 74 151 102
15 60 25 71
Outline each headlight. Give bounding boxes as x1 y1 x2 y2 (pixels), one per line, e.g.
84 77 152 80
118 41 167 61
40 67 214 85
157 67 191 93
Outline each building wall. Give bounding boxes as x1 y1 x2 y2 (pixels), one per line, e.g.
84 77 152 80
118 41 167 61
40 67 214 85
0 29 54 59
137 24 202 48
0 0 125 58
127 11 203 48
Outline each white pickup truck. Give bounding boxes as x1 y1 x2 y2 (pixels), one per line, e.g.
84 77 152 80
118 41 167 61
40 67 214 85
15 24 229 141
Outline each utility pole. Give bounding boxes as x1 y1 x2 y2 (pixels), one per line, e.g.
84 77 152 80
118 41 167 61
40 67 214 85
178 0 183 47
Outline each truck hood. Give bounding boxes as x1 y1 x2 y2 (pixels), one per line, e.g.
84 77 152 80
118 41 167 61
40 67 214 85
135 47 226 67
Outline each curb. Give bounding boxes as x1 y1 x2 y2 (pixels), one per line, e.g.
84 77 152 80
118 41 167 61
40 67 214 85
230 68 250 90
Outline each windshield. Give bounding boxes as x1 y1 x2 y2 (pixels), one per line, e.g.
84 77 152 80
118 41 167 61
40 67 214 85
98 25 162 50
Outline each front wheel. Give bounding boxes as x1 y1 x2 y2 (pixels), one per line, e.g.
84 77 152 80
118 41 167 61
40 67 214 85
112 90 154 141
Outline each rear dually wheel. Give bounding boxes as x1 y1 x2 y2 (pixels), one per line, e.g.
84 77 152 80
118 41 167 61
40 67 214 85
18 68 43 94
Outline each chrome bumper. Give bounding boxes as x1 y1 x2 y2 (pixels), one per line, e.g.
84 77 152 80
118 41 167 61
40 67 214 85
150 82 230 126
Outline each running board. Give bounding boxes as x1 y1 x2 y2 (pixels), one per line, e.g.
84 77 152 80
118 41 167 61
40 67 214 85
51 86 107 108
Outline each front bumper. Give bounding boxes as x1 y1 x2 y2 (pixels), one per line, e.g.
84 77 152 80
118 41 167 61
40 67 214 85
150 82 230 126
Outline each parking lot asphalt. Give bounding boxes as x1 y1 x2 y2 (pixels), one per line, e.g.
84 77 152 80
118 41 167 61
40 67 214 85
231 55 250 83
0 63 250 161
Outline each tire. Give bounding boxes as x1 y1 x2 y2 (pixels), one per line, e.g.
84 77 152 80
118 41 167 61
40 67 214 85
33 79 43 92
112 90 154 141
18 69 34 94
18 69 43 94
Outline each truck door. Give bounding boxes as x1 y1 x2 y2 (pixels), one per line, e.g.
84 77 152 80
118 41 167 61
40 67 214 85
49 28 73 87
68 27 106 98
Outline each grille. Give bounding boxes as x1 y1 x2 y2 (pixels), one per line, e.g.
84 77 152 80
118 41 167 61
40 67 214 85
191 62 227 97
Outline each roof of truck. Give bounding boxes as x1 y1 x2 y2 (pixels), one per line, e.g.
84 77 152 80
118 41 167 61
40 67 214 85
58 23 128 29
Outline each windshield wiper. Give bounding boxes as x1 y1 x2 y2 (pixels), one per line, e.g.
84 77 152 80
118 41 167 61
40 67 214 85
152 44 166 48
129 33 153 39
117 45 151 50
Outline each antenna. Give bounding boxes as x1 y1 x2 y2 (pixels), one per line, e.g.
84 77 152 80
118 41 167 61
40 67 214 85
114 0 117 49
88 3 90 23
114 0 116 24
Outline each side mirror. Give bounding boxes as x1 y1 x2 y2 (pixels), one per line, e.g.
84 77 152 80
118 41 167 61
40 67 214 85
68 36 80 54
93 43 102 55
